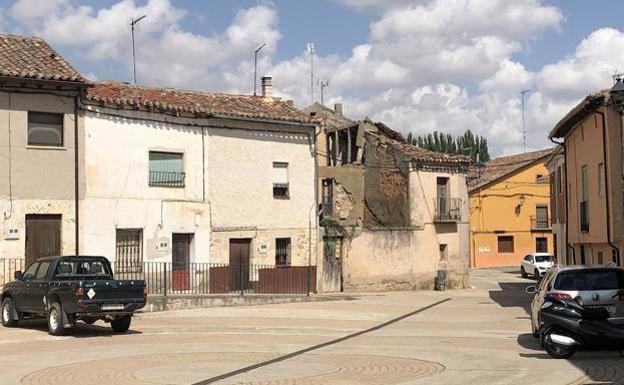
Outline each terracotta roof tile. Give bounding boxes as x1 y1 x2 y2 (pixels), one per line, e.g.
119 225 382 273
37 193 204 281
85 81 316 124
0 34 86 83
302 102 354 128
467 148 555 191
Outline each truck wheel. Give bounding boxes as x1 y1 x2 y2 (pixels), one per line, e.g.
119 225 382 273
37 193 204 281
47 303 65 336
111 315 131 333
1 298 18 327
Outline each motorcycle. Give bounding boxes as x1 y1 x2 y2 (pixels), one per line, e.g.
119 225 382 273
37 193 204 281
538 293 624 358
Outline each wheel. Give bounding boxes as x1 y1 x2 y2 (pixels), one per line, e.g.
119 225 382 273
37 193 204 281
1 298 18 327
47 302 66 336
521 266 527 278
544 333 576 359
111 315 131 333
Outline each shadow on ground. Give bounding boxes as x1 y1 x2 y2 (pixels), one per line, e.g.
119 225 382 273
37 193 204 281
15 319 142 338
489 282 534 315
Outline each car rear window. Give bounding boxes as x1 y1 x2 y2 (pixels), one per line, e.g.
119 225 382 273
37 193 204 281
54 259 112 279
535 255 552 263
554 270 624 291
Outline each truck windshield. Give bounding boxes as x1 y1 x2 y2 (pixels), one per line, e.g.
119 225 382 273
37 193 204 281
54 259 112 279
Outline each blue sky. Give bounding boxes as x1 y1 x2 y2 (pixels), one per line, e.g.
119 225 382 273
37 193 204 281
1 0 623 155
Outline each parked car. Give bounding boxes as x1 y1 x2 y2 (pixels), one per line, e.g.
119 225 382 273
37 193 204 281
526 265 624 339
520 253 554 278
1 256 146 335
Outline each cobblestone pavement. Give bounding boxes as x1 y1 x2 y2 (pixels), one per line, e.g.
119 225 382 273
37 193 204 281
2 269 623 384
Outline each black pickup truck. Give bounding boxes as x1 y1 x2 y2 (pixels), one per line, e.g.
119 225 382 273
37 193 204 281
1 256 146 335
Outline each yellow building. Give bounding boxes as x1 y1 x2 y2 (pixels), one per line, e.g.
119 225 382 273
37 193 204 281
468 149 555 267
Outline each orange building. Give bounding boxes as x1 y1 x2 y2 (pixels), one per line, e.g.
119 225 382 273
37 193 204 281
468 149 555 267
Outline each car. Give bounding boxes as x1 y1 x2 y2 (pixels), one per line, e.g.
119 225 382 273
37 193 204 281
526 265 624 338
520 253 554 278
1 256 146 335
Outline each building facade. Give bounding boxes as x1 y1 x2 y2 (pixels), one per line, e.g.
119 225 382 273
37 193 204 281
548 89 623 266
305 103 471 292
546 146 568 264
469 149 554 268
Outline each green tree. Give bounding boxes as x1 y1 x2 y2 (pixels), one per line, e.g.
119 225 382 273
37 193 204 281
412 129 490 162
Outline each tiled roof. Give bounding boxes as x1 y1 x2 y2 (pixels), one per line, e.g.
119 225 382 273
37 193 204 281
84 81 316 124
302 102 354 128
548 90 609 139
467 148 555 191
0 34 86 83
367 131 471 166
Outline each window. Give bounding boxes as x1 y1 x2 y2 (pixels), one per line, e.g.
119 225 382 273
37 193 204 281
534 205 549 229
149 151 185 187
22 263 39 281
115 229 143 273
54 258 112 278
35 262 50 280
580 165 589 232
275 238 291 266
536 237 548 253
439 244 448 261
554 270 624 291
598 163 604 197
497 236 514 253
523 255 532 262
28 112 63 146
273 162 289 198
321 178 334 217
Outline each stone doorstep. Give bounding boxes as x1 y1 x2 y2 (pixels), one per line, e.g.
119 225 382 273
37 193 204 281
141 293 359 312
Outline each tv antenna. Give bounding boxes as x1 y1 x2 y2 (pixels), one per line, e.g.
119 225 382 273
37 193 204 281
319 79 329 105
253 43 267 96
307 43 315 105
130 15 147 85
520 89 531 152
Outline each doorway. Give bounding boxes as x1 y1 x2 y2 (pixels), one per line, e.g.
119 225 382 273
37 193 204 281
25 214 62 266
229 239 251 292
535 237 548 253
172 233 193 291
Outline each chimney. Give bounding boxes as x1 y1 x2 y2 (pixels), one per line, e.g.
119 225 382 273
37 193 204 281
334 103 343 115
261 76 273 98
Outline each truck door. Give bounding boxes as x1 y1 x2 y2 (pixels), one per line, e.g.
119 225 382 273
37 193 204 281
22 261 51 313
15 262 39 312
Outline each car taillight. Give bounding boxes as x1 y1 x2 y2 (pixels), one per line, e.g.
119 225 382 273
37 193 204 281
75 287 84 297
552 292 573 301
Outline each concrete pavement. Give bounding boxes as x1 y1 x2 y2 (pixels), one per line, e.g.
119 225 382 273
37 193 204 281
1 269 623 384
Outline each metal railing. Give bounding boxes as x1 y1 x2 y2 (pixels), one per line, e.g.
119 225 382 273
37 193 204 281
580 201 589 232
433 197 462 222
530 216 551 230
1 259 317 296
149 171 185 187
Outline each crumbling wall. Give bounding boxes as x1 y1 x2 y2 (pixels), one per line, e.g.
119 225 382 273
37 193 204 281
363 139 410 227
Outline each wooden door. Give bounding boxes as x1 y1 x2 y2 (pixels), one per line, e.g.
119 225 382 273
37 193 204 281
436 177 449 217
25 214 61 266
229 239 251 292
172 233 192 291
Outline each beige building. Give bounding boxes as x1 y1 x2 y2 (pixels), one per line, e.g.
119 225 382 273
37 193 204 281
0 34 89 265
548 88 623 266
305 103 471 292
546 146 567 263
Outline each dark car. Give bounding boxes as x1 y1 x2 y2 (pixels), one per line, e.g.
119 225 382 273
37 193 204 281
1 256 146 335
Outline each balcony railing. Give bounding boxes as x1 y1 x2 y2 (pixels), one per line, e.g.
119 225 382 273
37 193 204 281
433 197 462 222
580 201 589 232
530 216 551 230
149 171 185 187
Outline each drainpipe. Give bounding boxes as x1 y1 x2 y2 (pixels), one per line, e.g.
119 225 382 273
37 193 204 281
550 137 574 264
74 95 80 256
595 109 620 265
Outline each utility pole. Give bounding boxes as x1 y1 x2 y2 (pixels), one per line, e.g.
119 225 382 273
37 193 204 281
130 15 146 85
253 43 266 96
520 89 530 152
307 43 315 105
319 79 329 105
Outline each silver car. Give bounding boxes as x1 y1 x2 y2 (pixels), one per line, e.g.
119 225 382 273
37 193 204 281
528 265 624 337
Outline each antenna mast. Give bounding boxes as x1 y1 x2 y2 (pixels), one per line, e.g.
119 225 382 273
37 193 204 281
319 79 329 105
520 89 530 152
130 15 146 85
307 43 315 105
253 43 267 96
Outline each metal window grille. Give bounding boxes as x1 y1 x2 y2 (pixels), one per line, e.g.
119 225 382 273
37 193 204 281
322 179 333 217
275 238 291 266
115 229 143 273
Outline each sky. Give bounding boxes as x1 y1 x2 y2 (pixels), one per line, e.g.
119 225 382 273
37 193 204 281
1 0 624 156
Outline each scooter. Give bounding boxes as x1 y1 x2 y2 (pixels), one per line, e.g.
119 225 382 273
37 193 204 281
539 294 624 358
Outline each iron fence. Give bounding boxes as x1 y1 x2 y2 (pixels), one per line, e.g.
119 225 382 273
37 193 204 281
530 215 551 230
433 197 462 222
1 259 317 296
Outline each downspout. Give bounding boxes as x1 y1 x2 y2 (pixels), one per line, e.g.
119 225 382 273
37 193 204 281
74 95 80 256
596 109 621 265
550 136 574 264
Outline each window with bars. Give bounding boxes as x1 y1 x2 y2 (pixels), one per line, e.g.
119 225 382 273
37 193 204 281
115 229 143 273
275 238 291 266
273 162 289 198
321 178 334 217
149 151 185 187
